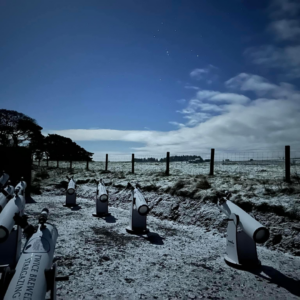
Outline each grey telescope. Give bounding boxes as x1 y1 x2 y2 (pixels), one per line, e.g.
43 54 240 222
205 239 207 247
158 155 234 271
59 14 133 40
0 182 15 213
126 183 150 234
218 192 270 267
0 181 26 244
0 180 26 271
4 208 61 300
93 179 110 217
64 176 77 207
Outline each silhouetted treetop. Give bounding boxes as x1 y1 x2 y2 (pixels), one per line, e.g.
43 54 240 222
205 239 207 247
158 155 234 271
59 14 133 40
45 134 93 161
0 109 43 147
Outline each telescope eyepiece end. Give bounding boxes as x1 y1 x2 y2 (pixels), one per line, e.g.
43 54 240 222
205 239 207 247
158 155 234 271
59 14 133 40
254 227 270 244
0 226 9 243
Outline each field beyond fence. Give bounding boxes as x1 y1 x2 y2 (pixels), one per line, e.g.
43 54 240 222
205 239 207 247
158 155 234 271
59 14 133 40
33 146 300 183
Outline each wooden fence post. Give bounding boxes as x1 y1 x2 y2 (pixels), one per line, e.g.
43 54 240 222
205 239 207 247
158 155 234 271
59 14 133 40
132 153 134 174
46 158 49 167
57 160 59 168
166 152 170 176
86 160 89 170
105 154 108 171
285 145 290 182
209 148 215 176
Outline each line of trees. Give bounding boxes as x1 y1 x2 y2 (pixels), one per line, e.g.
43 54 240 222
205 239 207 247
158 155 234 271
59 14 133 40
0 109 93 163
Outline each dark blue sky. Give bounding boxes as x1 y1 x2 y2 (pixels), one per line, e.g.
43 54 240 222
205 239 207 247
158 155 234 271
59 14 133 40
1 0 299 159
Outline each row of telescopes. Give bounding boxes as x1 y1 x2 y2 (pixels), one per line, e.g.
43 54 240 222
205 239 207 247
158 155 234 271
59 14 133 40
0 172 270 300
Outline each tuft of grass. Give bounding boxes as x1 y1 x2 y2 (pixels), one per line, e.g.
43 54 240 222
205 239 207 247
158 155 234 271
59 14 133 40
169 180 185 195
195 178 211 190
55 180 68 189
140 184 159 192
202 194 218 203
232 200 253 212
286 204 300 220
76 179 90 184
100 170 111 174
30 182 42 195
116 171 126 179
35 169 50 180
155 172 169 177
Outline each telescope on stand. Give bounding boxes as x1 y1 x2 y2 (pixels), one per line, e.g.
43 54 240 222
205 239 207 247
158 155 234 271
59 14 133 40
0 172 9 191
93 179 110 217
64 176 77 207
2 208 67 300
0 174 15 212
0 179 27 270
126 183 150 234
218 191 270 267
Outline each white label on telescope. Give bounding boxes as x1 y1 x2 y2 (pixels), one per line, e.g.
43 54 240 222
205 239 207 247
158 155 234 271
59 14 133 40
23 238 50 253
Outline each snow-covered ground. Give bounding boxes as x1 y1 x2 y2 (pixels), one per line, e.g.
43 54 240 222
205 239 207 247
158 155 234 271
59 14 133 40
25 196 300 299
25 161 300 299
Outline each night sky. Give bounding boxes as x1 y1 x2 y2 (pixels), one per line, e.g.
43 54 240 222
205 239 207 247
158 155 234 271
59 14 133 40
1 0 300 160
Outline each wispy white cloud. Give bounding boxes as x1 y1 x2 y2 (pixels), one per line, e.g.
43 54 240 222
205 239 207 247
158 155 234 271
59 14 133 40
169 121 186 128
243 0 300 80
225 73 298 99
174 89 250 127
176 99 186 104
190 68 209 80
189 65 219 83
197 90 250 104
268 19 300 41
244 45 300 79
43 74 300 157
269 0 300 18
184 85 200 90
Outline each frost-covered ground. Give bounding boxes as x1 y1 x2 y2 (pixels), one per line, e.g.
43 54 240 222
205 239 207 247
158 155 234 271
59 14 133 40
25 161 300 299
25 196 300 300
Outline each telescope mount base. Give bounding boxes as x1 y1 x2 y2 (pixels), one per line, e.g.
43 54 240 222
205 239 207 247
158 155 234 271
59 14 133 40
126 226 149 234
63 203 78 207
224 256 261 269
92 213 111 217
0 265 14 300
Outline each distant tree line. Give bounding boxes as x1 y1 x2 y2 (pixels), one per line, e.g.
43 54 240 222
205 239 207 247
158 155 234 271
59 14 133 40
0 109 93 163
134 157 159 162
135 155 204 162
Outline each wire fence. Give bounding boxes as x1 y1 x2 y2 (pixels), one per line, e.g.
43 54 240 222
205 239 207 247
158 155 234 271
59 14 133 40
33 147 300 182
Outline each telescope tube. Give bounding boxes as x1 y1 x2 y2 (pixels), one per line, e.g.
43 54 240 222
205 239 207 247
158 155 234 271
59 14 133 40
0 185 15 212
218 200 269 244
15 181 27 196
134 188 149 216
97 180 108 202
67 178 76 195
39 208 49 225
0 173 9 189
0 195 25 243
4 222 58 300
